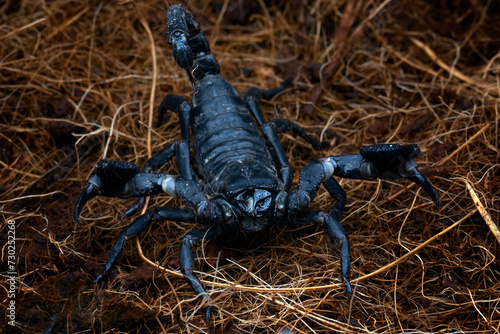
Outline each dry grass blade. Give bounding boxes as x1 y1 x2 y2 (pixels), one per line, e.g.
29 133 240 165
465 179 500 245
137 211 473 295
0 17 46 41
438 124 490 166
410 37 484 87
302 0 357 115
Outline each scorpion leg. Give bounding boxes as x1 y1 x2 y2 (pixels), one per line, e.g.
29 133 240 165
157 94 191 143
285 159 352 294
244 80 291 126
122 140 194 219
260 119 321 188
263 119 322 149
323 177 346 221
294 210 352 296
157 93 201 182
180 227 218 320
244 82 305 187
245 82 326 150
95 207 196 283
245 79 326 149
245 81 326 188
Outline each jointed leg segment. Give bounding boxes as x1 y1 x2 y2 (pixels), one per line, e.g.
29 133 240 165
179 228 218 298
123 139 193 218
95 207 196 283
285 144 441 294
245 81 324 188
295 210 352 296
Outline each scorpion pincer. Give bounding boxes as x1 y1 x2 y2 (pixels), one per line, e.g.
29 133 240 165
74 4 440 319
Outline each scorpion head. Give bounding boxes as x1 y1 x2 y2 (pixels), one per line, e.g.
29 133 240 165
225 188 286 232
232 188 273 218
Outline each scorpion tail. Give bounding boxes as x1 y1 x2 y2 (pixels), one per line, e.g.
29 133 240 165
167 5 220 83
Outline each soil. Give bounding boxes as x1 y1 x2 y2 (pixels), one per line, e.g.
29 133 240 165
1 0 499 333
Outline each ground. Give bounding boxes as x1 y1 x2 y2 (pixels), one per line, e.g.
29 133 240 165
1 0 499 333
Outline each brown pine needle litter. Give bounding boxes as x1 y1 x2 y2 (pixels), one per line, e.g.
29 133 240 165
1 1 499 333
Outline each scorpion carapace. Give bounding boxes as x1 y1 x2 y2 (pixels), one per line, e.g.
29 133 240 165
74 4 440 319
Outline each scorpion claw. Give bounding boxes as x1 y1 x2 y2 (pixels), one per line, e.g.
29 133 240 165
406 169 441 206
73 160 141 222
360 144 440 206
73 182 102 223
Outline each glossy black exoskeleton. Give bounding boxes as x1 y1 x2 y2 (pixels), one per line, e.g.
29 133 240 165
73 4 440 319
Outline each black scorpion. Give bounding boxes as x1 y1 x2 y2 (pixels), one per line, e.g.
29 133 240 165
74 4 440 318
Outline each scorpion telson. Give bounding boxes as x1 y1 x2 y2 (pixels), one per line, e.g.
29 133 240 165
74 4 440 319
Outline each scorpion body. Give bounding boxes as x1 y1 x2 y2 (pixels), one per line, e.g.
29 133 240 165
73 4 440 319
191 76 279 212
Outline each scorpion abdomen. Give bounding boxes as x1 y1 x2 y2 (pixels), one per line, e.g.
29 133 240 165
192 75 281 198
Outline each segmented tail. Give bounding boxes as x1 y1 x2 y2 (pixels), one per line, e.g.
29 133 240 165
166 5 220 83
